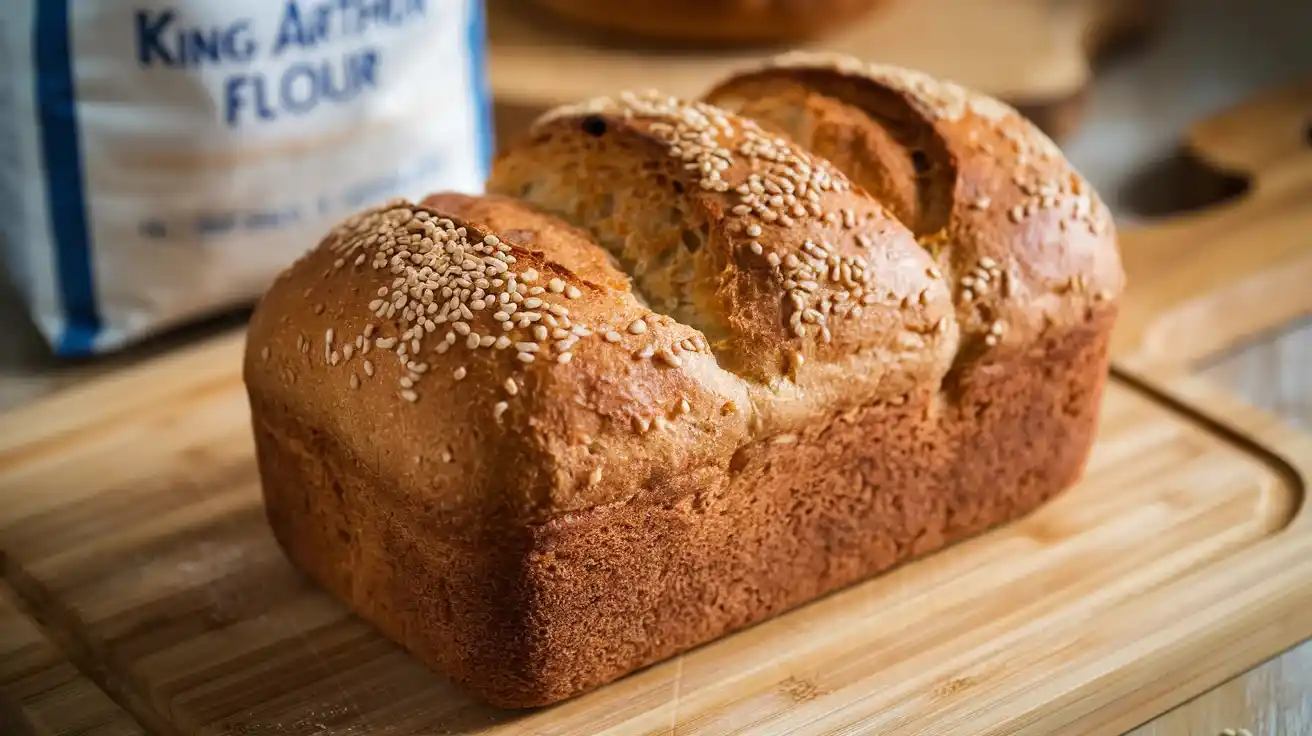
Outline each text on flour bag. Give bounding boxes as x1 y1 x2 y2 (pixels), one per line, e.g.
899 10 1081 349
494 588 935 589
0 0 492 355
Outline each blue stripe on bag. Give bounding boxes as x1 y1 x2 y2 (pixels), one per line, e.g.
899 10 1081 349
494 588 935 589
468 0 494 178
35 0 100 356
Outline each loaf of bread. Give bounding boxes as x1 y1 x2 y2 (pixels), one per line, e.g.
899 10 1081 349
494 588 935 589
529 0 887 44
244 52 1123 708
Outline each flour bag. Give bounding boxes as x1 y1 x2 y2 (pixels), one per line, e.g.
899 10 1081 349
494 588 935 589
0 0 491 355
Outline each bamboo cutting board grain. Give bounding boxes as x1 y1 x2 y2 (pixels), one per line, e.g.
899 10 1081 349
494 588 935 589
0 585 143 736
0 338 1310 735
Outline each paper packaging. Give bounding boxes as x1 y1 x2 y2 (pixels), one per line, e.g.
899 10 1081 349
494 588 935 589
0 0 492 355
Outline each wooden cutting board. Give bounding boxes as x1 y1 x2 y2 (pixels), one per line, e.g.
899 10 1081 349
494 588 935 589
0 336 1309 736
0 588 143 736
488 0 1164 143
2 81 1311 736
1113 78 1312 379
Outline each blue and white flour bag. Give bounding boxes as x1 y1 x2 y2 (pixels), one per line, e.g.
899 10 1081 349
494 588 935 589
1 1 491 355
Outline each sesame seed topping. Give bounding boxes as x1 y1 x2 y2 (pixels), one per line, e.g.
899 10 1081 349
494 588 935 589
746 224 762 237
401 389 419 403
565 285 582 299
517 352 535 363
628 319 648 335
493 401 508 420
604 330 622 343
557 352 573 364
548 278 565 293
349 374 360 389
453 367 467 380
589 467 603 485
504 378 518 395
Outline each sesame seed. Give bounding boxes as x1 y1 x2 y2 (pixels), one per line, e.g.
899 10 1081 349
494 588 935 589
548 278 565 293
604 330 622 343
375 337 396 349
441 450 453 463
628 320 648 335
980 256 998 268
521 268 538 282
517 352 535 363
985 334 999 347
493 401 508 420
504 378 518 395
557 352 573 364
401 389 419 403
349 374 360 390
495 335 512 349
659 347 683 367
746 224 762 237
589 466 603 485
453 367 467 380
565 285 582 299
638 344 656 359
962 289 974 301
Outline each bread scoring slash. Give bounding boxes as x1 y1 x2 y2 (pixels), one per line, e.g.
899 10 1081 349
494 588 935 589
244 53 1123 708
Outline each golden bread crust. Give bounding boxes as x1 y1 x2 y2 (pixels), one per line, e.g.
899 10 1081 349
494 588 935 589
705 52 1125 353
246 53 1125 708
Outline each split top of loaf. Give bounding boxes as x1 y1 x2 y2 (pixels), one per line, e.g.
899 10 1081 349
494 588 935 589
244 53 1124 525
